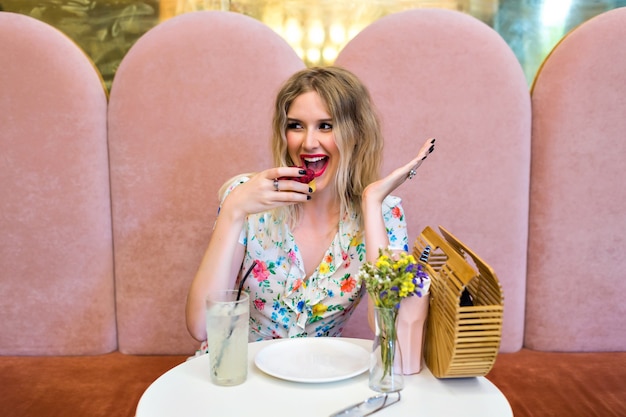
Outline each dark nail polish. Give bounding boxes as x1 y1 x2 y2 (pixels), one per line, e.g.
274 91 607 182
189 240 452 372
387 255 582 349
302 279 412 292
307 195 311 200
309 187 313 193
431 138 436 143
429 145 435 152
299 169 307 175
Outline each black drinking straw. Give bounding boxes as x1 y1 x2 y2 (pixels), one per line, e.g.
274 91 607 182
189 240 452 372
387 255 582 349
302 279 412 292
236 261 256 300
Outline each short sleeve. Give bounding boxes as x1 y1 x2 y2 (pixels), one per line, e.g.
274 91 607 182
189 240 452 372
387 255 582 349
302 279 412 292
382 195 409 252
215 176 250 245
219 176 250 206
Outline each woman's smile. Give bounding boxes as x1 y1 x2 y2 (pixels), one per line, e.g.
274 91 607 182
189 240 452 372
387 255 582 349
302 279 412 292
300 154 329 178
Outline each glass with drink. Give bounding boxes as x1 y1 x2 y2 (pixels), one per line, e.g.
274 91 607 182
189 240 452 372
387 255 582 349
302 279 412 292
205 289 249 386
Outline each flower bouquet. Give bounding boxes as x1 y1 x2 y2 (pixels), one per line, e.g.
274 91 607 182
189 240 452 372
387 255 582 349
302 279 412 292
359 248 431 392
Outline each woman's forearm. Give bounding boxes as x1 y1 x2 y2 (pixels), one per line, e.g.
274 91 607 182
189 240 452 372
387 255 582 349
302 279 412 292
362 191 390 262
362 191 390 332
185 202 246 341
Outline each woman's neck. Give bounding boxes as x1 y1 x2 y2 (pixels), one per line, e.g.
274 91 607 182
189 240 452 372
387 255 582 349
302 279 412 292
301 190 341 225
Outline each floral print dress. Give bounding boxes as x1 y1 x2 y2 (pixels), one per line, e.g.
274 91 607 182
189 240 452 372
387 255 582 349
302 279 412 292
196 176 409 354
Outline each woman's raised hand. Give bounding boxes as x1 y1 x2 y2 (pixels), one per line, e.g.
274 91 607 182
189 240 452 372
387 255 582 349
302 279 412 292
220 167 312 219
363 137 436 204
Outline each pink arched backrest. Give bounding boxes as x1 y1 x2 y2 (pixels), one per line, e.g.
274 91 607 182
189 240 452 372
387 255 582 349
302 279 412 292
0 12 115 355
336 9 531 352
108 11 305 354
526 8 626 351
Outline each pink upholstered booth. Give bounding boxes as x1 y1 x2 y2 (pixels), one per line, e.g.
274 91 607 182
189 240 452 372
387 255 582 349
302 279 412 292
526 7 626 351
108 11 305 354
0 13 115 355
336 9 531 352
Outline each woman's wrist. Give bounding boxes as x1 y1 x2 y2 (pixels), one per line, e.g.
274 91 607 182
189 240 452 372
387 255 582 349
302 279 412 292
219 192 249 226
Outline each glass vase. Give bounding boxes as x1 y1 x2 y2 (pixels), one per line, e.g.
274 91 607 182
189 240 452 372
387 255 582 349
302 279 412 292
369 306 404 392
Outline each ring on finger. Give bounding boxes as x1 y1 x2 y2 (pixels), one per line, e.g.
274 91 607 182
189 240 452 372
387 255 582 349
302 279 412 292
273 178 279 191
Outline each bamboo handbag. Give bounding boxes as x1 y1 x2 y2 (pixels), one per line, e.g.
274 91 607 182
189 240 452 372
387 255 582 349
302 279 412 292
415 225 504 378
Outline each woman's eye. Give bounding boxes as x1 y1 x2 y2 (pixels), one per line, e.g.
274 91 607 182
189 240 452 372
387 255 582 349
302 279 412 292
286 122 302 130
319 122 333 131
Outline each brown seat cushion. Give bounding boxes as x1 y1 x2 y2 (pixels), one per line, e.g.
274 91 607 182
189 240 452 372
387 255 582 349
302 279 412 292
486 349 626 417
0 353 187 417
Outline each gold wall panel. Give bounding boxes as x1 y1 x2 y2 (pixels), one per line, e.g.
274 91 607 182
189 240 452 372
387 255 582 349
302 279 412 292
3 0 625 91
2 0 159 90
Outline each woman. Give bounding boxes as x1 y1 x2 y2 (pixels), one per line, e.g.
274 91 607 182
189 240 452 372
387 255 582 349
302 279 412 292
186 66 434 344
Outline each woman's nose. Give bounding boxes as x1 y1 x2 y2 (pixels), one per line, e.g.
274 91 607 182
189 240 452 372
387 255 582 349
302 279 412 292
302 129 319 149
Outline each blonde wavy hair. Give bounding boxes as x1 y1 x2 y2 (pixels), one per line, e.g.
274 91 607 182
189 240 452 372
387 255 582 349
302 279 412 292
271 66 383 227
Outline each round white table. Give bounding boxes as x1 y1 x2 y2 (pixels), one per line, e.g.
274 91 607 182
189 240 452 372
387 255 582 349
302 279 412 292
136 338 512 417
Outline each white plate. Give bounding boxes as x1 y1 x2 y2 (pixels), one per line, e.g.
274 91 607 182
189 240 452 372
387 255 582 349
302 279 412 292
254 338 370 383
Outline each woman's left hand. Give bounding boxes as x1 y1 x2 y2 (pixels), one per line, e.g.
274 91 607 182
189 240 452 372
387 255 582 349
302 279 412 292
363 137 436 203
